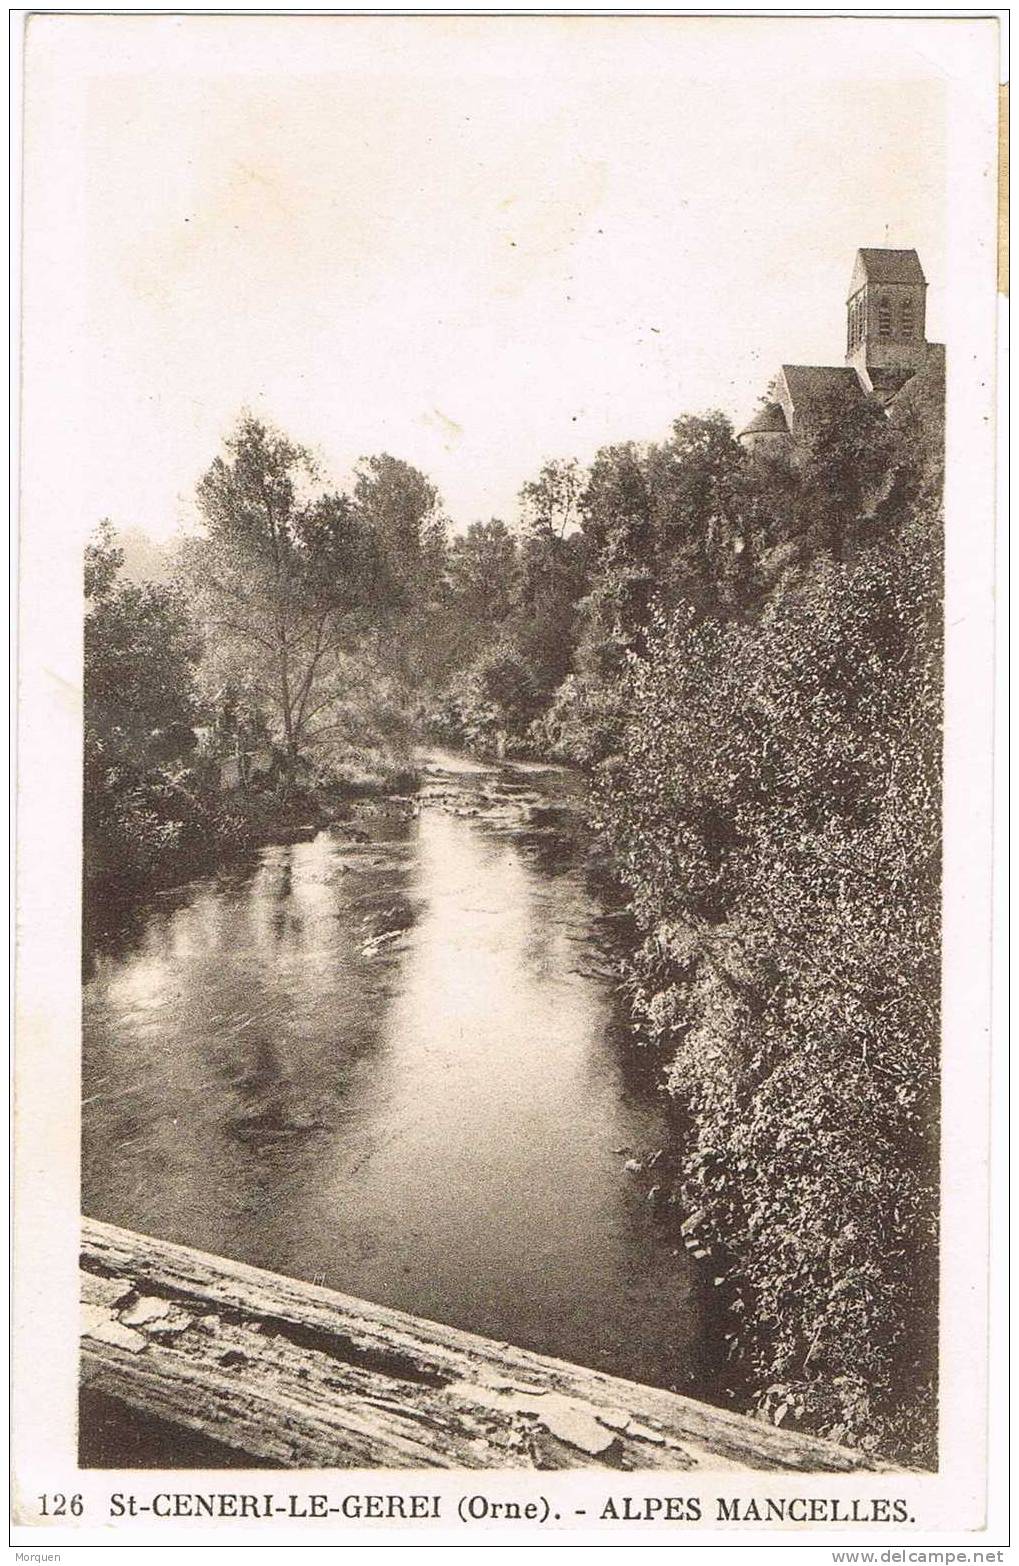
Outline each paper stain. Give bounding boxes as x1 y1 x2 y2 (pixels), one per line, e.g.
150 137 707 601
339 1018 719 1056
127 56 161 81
488 156 610 300
44 665 82 714
420 408 464 449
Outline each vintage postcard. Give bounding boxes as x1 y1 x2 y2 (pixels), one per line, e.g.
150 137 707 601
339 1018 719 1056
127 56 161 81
12 9 1004 1551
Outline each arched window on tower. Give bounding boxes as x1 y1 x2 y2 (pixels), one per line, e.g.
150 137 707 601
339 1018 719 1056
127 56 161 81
901 297 915 336
877 297 892 338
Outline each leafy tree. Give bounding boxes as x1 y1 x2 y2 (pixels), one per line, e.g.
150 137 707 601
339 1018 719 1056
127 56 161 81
797 387 896 560
181 417 388 785
519 456 583 542
580 442 653 560
352 453 449 687
423 518 522 683
446 519 518 629
85 523 200 772
511 459 589 697
545 416 767 768
84 520 124 600
647 412 764 615
887 354 946 507
84 522 202 882
353 452 448 605
577 442 657 667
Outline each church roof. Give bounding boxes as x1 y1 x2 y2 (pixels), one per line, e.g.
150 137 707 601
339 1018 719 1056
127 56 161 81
848 247 926 296
777 365 864 435
781 364 862 405
739 401 790 437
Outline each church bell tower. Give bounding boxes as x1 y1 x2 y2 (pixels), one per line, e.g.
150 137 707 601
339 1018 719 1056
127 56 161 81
846 248 928 389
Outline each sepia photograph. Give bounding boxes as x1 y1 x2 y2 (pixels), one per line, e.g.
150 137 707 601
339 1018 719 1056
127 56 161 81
13 9 1002 1545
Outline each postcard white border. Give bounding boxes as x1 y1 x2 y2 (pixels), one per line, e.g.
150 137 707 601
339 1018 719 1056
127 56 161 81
11 7 1005 1549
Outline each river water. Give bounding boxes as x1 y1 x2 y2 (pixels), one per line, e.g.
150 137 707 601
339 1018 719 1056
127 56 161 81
82 754 708 1398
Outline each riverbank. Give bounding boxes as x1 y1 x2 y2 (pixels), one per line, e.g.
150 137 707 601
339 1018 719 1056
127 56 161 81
84 741 578 904
83 755 423 908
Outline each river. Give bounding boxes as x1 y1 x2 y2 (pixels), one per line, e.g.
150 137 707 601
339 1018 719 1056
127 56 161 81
82 753 709 1415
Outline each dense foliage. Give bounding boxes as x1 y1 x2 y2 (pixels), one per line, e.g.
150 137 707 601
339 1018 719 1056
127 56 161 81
85 376 943 1463
84 421 447 890
585 387 942 1463
595 503 941 1463
180 419 411 785
84 523 207 883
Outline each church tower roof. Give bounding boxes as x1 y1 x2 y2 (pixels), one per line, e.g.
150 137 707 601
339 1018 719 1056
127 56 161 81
848 248 927 298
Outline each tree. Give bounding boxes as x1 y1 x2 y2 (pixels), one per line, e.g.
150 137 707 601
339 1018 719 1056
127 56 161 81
426 518 521 681
352 453 449 685
85 522 200 772
577 442 657 670
886 354 946 509
84 522 202 882
430 641 540 757
446 519 518 630
181 417 387 786
519 457 583 546
647 412 758 614
544 420 761 767
353 453 448 600
84 519 124 600
797 387 895 560
512 458 588 696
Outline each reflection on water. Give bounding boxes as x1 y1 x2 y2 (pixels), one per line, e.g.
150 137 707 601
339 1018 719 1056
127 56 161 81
83 758 707 1394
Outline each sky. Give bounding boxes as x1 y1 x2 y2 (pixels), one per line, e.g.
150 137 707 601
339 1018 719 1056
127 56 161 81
24 15 951 543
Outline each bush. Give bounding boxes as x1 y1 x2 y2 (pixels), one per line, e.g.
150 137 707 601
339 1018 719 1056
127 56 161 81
428 642 541 755
532 671 628 766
